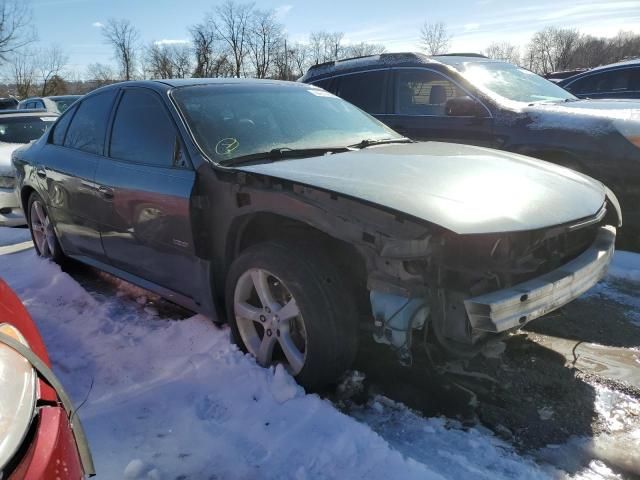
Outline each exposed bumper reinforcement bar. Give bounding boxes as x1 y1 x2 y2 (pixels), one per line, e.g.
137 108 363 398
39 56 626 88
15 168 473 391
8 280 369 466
464 225 616 333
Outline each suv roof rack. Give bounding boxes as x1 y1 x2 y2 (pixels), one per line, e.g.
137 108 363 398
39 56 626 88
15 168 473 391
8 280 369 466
307 52 428 73
434 53 488 58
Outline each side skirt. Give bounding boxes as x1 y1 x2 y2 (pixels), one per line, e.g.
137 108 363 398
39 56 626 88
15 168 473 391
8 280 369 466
68 254 221 323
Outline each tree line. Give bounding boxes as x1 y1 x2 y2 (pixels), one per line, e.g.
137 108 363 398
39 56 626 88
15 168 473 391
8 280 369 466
420 21 640 75
0 0 387 98
0 0 639 99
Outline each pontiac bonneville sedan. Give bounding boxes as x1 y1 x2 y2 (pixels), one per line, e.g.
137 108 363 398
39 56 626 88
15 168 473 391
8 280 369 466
13 79 620 389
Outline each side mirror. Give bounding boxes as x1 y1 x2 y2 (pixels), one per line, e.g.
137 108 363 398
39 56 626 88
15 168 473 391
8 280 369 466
445 96 486 117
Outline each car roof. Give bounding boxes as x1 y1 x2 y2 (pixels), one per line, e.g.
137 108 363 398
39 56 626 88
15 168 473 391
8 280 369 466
85 78 313 97
46 95 82 100
587 58 640 72
300 52 499 82
558 58 640 85
0 109 58 117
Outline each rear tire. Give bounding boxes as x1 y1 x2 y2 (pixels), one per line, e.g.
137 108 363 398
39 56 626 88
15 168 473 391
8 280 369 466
27 192 64 263
225 241 358 391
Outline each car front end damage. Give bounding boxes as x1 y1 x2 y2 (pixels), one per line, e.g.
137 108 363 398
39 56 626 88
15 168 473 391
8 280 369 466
364 197 620 362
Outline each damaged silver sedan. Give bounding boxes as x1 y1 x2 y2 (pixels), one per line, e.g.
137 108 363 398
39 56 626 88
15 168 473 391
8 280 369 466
13 79 621 390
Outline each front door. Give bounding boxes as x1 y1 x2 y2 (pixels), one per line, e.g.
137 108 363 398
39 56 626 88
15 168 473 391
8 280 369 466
94 87 199 298
383 69 495 147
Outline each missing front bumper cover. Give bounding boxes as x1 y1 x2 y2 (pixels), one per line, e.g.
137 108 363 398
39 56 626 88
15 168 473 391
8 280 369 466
464 225 616 333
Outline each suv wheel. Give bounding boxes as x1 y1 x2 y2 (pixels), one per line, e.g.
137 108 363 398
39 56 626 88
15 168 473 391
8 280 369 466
226 241 358 390
27 192 64 262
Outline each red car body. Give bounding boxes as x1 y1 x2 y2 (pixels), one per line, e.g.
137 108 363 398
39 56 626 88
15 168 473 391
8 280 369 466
0 279 85 480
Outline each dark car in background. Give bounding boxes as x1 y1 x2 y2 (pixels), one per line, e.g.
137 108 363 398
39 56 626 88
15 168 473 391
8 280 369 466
18 95 82 114
544 69 588 83
0 98 18 110
300 52 640 247
558 59 640 99
12 79 620 390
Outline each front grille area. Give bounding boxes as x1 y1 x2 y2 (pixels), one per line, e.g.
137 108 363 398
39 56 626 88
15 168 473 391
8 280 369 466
437 206 607 294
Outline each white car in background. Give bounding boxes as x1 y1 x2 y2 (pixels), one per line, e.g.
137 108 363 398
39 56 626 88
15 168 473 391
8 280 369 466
0 111 58 226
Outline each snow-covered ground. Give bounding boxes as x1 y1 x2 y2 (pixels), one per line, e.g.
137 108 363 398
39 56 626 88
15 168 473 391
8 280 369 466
0 226 638 479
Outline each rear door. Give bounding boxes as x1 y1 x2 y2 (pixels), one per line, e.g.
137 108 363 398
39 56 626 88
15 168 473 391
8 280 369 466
383 68 496 146
40 90 117 258
94 87 199 296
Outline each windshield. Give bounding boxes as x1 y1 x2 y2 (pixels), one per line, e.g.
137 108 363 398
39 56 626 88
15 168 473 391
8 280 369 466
172 84 402 163
460 62 577 104
0 116 57 143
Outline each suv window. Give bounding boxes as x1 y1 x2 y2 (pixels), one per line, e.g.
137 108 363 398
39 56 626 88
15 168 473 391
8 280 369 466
394 70 465 116
109 89 179 167
334 71 387 113
64 90 116 155
569 68 636 94
51 103 78 145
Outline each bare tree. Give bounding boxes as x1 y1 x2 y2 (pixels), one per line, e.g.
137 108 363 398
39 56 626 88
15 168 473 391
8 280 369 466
212 0 254 77
146 43 193 79
419 21 451 55
0 0 35 64
308 31 345 64
484 42 520 65
345 42 386 58
10 50 36 98
248 9 281 78
85 62 117 87
102 18 140 80
525 27 581 74
36 45 68 96
290 42 309 78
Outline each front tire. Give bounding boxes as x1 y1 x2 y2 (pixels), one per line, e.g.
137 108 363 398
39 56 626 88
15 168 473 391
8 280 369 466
225 241 358 391
27 192 64 262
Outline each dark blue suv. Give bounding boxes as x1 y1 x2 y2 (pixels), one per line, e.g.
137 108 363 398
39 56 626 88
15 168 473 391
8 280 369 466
558 59 640 100
300 53 640 248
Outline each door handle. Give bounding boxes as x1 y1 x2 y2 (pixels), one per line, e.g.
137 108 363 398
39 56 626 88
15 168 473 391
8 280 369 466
35 166 47 178
97 185 114 199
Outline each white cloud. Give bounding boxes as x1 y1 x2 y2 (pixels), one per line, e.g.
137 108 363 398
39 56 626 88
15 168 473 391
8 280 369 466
92 21 104 28
274 4 293 19
154 39 190 46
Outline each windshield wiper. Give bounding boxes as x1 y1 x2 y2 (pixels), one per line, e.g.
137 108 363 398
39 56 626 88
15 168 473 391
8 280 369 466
348 137 414 149
220 147 352 167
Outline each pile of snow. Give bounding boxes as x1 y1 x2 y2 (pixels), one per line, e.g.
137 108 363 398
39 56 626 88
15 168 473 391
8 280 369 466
0 248 556 479
0 226 30 247
608 251 640 283
0 228 639 479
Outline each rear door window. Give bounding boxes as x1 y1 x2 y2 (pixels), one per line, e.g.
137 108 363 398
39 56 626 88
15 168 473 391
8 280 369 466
63 90 116 155
394 70 466 116
334 71 388 114
109 89 181 167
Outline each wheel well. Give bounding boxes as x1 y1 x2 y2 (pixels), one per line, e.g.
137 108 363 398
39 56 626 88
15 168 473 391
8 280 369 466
20 186 35 214
225 212 370 320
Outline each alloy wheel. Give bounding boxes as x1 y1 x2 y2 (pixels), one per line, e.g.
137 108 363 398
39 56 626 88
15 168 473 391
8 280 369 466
233 268 307 374
30 200 56 258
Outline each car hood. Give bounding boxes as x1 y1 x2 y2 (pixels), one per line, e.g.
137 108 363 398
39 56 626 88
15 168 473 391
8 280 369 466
0 142 24 176
236 142 606 235
528 99 640 121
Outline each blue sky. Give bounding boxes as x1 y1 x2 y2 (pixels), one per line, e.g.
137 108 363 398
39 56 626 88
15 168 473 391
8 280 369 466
30 0 640 73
